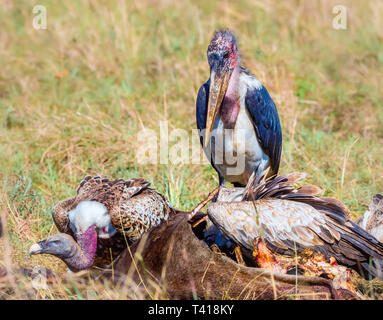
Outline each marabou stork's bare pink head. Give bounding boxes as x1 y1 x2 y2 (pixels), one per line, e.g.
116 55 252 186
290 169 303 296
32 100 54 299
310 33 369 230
205 30 239 145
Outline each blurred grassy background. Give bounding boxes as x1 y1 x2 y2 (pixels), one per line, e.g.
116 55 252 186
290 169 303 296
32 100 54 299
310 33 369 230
0 0 382 298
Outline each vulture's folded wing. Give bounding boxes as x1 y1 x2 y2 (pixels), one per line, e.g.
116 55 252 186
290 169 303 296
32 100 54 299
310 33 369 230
52 176 151 234
109 188 174 241
207 200 333 252
207 199 383 279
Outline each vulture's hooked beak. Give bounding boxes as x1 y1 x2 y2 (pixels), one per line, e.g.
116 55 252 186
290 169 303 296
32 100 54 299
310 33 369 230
29 240 46 256
204 62 233 146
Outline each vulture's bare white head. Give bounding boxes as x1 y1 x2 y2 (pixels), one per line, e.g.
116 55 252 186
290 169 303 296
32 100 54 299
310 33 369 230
68 200 116 239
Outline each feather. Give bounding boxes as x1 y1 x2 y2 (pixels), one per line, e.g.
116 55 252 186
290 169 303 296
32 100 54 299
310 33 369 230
208 170 383 280
296 185 323 196
51 175 175 267
245 82 282 175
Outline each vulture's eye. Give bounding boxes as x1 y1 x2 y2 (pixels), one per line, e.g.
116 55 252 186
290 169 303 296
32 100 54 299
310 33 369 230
223 52 230 59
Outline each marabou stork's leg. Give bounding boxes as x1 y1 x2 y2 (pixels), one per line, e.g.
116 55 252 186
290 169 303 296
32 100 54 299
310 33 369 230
218 174 225 187
211 174 225 202
256 158 270 180
234 245 245 266
189 187 220 220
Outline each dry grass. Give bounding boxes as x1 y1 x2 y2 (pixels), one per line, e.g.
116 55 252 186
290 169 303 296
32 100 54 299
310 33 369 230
0 0 382 299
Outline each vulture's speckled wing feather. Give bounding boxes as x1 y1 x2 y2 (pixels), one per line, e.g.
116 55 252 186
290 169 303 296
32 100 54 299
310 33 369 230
366 194 383 231
108 185 174 241
52 176 173 240
357 194 383 244
76 176 150 201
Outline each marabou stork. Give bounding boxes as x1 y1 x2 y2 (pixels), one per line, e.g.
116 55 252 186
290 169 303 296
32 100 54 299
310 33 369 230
196 30 282 187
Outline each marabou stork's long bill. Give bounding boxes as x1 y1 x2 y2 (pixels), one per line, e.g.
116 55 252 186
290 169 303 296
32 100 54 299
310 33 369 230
206 171 383 280
196 30 282 187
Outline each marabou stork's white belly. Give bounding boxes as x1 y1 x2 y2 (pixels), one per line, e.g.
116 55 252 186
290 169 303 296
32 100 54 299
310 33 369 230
202 102 269 186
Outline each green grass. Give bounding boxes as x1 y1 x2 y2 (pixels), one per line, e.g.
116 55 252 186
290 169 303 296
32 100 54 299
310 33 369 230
0 0 383 299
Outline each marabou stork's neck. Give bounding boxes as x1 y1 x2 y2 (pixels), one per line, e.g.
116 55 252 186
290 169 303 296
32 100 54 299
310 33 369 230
220 61 240 129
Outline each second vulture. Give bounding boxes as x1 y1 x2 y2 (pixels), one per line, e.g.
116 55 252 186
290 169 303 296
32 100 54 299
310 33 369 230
29 176 175 272
206 171 383 280
356 194 383 243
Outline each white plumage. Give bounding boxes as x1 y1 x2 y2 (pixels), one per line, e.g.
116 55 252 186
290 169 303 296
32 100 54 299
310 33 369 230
201 71 269 185
68 200 116 239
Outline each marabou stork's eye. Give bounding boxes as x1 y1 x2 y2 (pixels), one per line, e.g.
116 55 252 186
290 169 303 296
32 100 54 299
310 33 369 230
223 52 230 59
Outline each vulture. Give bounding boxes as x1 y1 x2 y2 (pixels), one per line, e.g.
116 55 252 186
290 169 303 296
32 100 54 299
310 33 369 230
356 194 383 243
206 171 383 280
29 176 175 272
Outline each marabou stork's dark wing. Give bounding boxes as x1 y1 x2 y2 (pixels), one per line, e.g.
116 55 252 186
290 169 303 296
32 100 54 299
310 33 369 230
245 82 282 175
196 80 209 134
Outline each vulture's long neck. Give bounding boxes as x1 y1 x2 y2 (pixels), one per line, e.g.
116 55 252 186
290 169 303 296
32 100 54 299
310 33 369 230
62 226 98 272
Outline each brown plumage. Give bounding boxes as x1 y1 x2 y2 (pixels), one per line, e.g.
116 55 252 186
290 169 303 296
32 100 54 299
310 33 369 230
51 175 175 266
206 171 383 280
357 194 383 243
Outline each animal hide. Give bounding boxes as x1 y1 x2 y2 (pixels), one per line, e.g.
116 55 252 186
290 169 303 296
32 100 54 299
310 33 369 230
110 212 359 300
